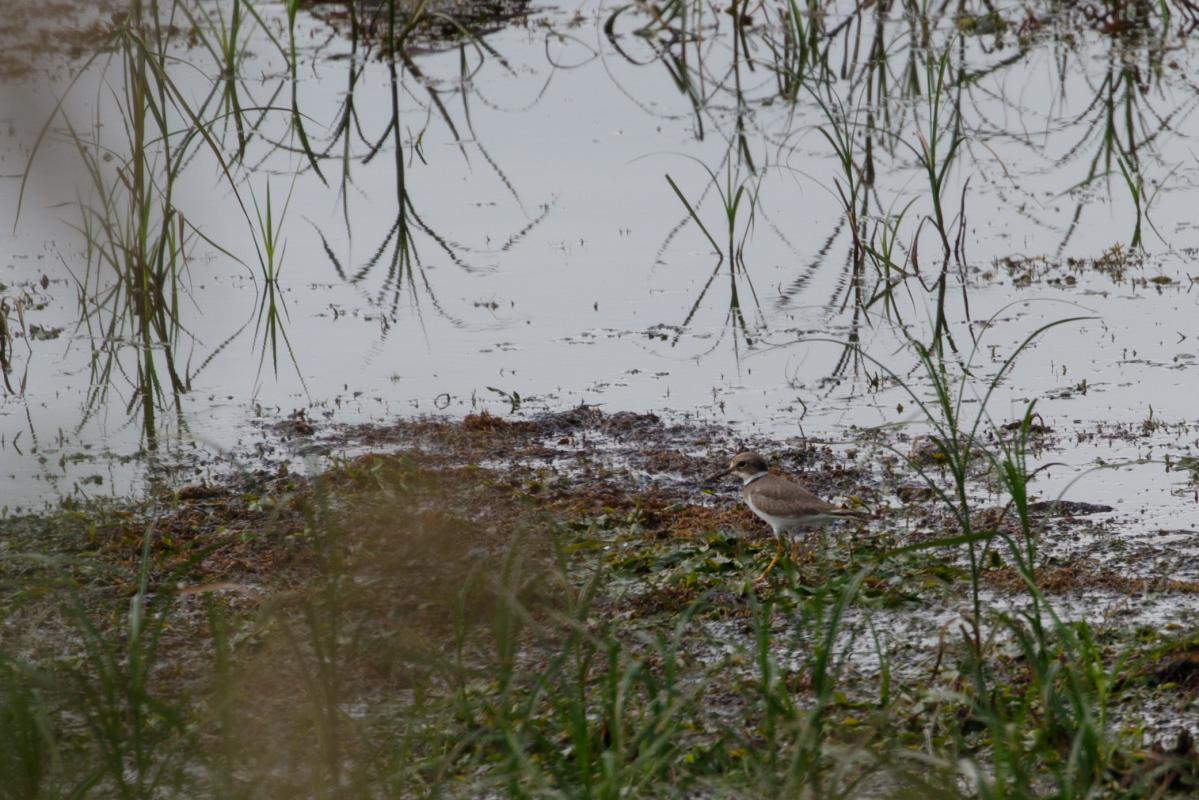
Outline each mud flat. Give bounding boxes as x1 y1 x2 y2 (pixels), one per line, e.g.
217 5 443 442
3 408 1197 796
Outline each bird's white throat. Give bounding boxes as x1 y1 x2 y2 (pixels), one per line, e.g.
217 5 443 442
741 471 768 487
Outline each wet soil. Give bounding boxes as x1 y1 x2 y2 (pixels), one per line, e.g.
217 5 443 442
5 408 1198 772
39 403 1183 620
0 0 123 80
303 0 534 50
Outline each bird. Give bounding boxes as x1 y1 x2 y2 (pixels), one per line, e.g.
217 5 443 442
707 451 868 578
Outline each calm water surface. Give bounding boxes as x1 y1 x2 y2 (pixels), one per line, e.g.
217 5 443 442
0 0 1196 527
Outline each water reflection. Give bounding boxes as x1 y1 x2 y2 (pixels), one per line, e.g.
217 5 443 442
0 294 30 395
310 3 552 325
6 0 1199 502
618 0 1196 360
660 149 765 360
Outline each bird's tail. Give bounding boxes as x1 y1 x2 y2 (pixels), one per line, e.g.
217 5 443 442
829 508 871 521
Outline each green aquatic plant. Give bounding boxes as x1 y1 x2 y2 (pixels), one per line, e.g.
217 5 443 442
664 154 764 355
249 180 304 388
0 295 30 395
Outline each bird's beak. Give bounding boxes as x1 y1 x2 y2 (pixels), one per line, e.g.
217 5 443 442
704 467 732 484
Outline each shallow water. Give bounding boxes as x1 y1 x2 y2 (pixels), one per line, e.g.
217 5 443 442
0 0 1197 526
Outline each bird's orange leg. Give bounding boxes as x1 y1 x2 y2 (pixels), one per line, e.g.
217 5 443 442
759 539 784 579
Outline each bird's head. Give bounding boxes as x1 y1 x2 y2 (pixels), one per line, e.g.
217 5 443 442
706 451 769 483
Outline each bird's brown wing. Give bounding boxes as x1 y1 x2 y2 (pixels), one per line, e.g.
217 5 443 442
743 475 834 518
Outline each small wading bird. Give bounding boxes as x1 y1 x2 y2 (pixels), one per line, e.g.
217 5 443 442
707 451 869 578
